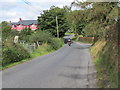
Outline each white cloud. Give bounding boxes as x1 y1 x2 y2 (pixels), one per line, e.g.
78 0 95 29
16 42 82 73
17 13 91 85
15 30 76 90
1 9 38 22
0 0 75 22
29 0 74 3
6 12 17 17
0 0 23 3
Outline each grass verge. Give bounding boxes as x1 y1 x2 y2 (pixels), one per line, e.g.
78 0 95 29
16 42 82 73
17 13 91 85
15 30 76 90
90 40 118 88
65 32 74 36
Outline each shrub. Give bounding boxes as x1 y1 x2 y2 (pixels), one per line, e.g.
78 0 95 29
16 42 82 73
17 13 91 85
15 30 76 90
31 43 53 57
29 30 53 45
49 38 63 50
2 42 31 66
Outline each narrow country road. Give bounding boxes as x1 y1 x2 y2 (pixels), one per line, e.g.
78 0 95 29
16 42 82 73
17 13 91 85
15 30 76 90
2 42 97 88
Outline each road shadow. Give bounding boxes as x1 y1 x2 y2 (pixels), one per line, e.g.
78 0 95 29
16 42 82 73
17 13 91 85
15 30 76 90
59 72 96 80
74 44 91 49
59 65 96 80
66 65 95 70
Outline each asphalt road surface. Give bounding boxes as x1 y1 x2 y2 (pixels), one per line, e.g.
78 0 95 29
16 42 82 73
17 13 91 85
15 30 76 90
2 42 97 88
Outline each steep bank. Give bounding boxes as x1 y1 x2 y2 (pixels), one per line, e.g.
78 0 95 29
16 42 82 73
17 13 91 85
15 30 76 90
90 23 119 88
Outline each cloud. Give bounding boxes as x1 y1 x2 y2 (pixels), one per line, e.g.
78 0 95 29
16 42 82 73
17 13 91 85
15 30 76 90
1 3 17 11
0 0 75 22
1 9 38 22
0 0 17 3
28 0 74 3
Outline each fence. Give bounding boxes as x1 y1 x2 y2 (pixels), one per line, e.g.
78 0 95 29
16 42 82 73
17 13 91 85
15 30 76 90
19 41 36 53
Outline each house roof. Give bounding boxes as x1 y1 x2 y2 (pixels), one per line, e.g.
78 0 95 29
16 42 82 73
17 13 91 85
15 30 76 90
8 20 38 26
18 20 38 25
8 22 18 26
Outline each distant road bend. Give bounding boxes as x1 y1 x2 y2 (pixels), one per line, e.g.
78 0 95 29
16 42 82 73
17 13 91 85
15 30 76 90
2 41 97 88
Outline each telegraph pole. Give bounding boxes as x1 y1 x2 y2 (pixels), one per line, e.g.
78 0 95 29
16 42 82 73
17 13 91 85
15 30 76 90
56 16 59 38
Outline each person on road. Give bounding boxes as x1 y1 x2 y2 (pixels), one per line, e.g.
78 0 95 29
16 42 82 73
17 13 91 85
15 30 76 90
67 38 72 46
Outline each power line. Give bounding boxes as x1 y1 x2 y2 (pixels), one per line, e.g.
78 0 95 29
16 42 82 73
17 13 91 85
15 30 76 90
22 0 42 13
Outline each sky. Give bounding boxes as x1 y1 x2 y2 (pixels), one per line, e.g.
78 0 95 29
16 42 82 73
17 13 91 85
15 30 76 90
0 0 78 22
0 0 118 22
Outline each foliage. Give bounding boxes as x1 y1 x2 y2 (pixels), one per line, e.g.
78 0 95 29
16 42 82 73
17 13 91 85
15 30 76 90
1 21 12 41
48 38 64 50
66 10 86 35
70 1 119 88
38 6 69 37
2 41 31 66
29 30 53 45
90 39 118 88
31 43 51 57
19 27 34 42
67 2 118 37
1 18 64 68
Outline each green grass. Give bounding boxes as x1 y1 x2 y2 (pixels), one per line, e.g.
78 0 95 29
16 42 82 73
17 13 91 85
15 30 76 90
2 59 30 70
31 43 55 58
65 32 74 35
2 50 54 71
90 40 118 88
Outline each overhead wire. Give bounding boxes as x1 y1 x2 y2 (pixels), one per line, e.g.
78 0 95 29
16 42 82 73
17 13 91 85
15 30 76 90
22 0 42 14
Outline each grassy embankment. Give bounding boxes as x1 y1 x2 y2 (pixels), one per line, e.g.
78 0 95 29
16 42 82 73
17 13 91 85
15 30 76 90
90 23 119 88
2 38 64 70
76 35 118 88
90 39 118 88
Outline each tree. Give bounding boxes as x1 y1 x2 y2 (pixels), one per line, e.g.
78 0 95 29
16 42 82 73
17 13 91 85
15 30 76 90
19 27 33 42
38 6 69 37
1 21 20 43
66 10 86 35
1 21 31 66
1 21 12 41
68 1 118 37
29 30 52 47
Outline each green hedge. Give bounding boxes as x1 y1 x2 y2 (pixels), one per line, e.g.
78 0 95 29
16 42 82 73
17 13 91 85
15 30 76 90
2 38 64 67
2 42 31 66
49 38 64 50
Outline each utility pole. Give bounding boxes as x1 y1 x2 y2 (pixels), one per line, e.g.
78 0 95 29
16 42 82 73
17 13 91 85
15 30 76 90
56 16 59 38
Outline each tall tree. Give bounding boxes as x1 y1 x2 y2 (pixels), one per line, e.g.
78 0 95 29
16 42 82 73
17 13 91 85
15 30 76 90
68 1 118 37
38 6 69 37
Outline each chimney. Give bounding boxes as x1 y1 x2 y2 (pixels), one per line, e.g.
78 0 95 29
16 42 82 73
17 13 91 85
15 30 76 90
19 18 22 21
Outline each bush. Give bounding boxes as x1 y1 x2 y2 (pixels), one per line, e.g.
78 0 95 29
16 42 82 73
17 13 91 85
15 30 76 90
31 43 53 57
49 38 63 50
29 30 53 45
2 42 31 66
